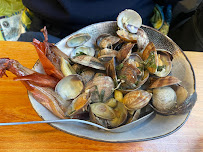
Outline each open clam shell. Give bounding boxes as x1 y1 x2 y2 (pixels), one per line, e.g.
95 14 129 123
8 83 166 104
70 46 95 58
150 76 191 115
55 74 84 101
117 9 142 32
105 56 118 84
85 76 115 103
154 49 173 77
96 34 120 49
66 92 91 117
66 33 91 48
142 42 158 74
116 53 149 93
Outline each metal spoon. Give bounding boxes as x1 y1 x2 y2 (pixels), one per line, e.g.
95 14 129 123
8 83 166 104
0 111 154 133
0 119 110 130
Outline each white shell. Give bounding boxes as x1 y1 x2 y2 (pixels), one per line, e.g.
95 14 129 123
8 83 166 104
70 46 95 58
117 9 142 32
55 74 84 101
152 87 177 112
66 33 91 48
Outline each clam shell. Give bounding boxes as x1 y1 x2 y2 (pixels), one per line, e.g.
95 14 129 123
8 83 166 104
154 49 173 77
117 53 149 93
127 109 141 123
116 29 138 43
99 48 118 56
123 90 152 111
55 74 84 101
149 76 181 89
152 86 177 112
66 33 91 48
105 57 117 83
85 76 115 103
98 54 115 63
151 84 190 115
142 42 158 74
116 42 134 63
96 34 120 49
70 46 95 58
117 9 142 31
71 55 105 70
137 28 149 51
90 103 116 120
66 92 91 116
80 69 95 84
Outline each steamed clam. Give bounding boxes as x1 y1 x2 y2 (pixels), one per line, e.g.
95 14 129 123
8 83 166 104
90 103 116 120
70 46 95 58
116 53 149 92
116 9 149 51
96 34 120 49
117 9 142 34
142 42 173 77
122 90 152 111
149 76 189 115
66 33 91 48
55 74 84 101
66 92 91 117
85 76 115 103
90 101 128 128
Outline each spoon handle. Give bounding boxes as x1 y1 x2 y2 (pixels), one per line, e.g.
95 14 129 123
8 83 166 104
0 119 110 130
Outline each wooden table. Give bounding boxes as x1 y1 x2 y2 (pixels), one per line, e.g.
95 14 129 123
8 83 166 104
0 41 202 152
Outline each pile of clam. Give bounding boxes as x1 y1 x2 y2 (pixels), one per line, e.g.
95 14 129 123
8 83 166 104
55 9 189 128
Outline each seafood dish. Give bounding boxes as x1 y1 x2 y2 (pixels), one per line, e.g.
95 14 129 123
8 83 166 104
0 9 196 132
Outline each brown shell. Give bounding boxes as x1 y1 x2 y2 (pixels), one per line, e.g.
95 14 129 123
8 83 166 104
123 90 152 111
80 69 95 84
99 48 118 57
105 57 117 83
116 29 138 43
116 42 134 63
85 76 115 102
90 103 116 120
96 34 120 49
71 55 105 70
98 54 115 63
149 76 181 89
137 28 149 51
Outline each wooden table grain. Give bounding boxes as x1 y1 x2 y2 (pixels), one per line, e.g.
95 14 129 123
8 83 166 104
0 41 202 152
